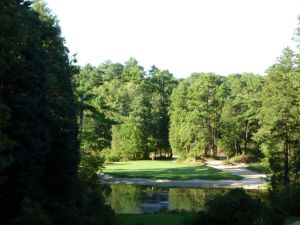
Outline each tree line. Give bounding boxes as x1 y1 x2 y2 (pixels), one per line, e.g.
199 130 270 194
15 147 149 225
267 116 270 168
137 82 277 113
68 13 300 197
2 0 300 224
75 49 300 190
168 57 300 189
73 60 178 162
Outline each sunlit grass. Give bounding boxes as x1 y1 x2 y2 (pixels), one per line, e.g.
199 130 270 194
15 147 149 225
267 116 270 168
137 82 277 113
247 163 271 174
103 160 242 180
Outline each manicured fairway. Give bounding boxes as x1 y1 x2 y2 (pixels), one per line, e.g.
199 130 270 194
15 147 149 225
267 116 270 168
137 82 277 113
103 160 242 180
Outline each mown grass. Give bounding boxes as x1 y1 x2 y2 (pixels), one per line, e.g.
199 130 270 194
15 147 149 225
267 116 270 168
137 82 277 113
103 160 242 180
247 163 271 174
115 213 193 225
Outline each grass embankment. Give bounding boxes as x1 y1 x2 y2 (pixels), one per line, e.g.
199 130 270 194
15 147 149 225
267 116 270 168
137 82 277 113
103 160 242 180
115 213 193 225
247 163 271 174
285 216 300 225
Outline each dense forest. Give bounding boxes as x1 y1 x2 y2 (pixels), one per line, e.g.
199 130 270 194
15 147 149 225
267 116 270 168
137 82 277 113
1 0 300 225
76 51 300 190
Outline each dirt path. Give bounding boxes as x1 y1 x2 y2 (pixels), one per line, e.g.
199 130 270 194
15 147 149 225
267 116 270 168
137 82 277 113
99 160 268 189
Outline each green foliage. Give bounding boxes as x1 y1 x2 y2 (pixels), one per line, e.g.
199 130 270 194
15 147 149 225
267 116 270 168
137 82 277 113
168 188 225 212
3 1 300 224
12 203 52 225
84 61 178 161
255 47 300 189
0 1 113 225
116 213 189 225
146 67 178 157
78 192 115 225
169 73 225 158
271 185 300 217
183 189 283 225
105 185 142 214
73 64 114 151
220 73 264 156
79 150 105 187
101 148 120 162
227 154 257 165
247 162 272 174
111 120 146 160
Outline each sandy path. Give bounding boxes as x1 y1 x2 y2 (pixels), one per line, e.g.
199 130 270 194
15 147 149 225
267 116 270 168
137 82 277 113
98 160 268 189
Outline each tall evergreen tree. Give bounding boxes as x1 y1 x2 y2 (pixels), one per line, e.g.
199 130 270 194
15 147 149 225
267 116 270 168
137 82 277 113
145 67 178 158
220 73 264 156
31 1 80 223
0 1 115 225
0 1 51 223
169 73 224 159
255 48 300 188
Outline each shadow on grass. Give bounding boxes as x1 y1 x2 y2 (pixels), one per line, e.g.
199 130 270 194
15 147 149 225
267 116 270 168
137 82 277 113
116 213 192 225
104 165 242 181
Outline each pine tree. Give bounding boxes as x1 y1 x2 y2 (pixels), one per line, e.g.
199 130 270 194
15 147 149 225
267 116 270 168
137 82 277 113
256 48 300 188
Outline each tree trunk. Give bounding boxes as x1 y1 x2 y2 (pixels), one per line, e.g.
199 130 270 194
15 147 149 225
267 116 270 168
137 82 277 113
243 121 249 155
284 136 290 185
235 140 241 155
213 136 218 157
212 141 216 157
204 146 208 157
78 94 84 142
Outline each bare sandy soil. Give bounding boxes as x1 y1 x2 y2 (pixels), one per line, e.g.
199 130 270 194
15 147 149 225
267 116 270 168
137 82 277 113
99 159 267 190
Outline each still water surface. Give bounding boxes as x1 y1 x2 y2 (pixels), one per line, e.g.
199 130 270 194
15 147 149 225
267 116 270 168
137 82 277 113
102 184 264 214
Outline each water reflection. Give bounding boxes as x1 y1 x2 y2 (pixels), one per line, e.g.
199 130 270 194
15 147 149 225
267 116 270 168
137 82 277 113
102 184 261 214
104 184 142 213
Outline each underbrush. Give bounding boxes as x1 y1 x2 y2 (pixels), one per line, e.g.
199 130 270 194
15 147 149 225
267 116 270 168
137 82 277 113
183 189 283 225
226 154 257 165
115 212 193 225
247 162 271 174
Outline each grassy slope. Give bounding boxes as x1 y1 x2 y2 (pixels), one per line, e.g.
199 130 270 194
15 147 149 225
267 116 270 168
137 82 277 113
103 160 242 180
247 163 271 174
285 217 300 225
115 213 193 225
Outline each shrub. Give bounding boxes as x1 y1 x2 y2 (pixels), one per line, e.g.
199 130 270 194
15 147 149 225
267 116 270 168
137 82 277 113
228 154 257 164
79 150 105 187
271 185 300 217
183 189 283 225
12 203 52 225
78 192 115 225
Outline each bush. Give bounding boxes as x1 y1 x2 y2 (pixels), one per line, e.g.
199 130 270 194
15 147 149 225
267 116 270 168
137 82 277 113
247 162 271 174
79 150 105 187
101 148 122 162
271 185 300 217
12 203 52 225
228 154 257 164
183 189 283 225
78 192 115 225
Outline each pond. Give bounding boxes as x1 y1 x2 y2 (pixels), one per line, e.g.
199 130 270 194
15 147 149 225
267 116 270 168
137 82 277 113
102 184 265 214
